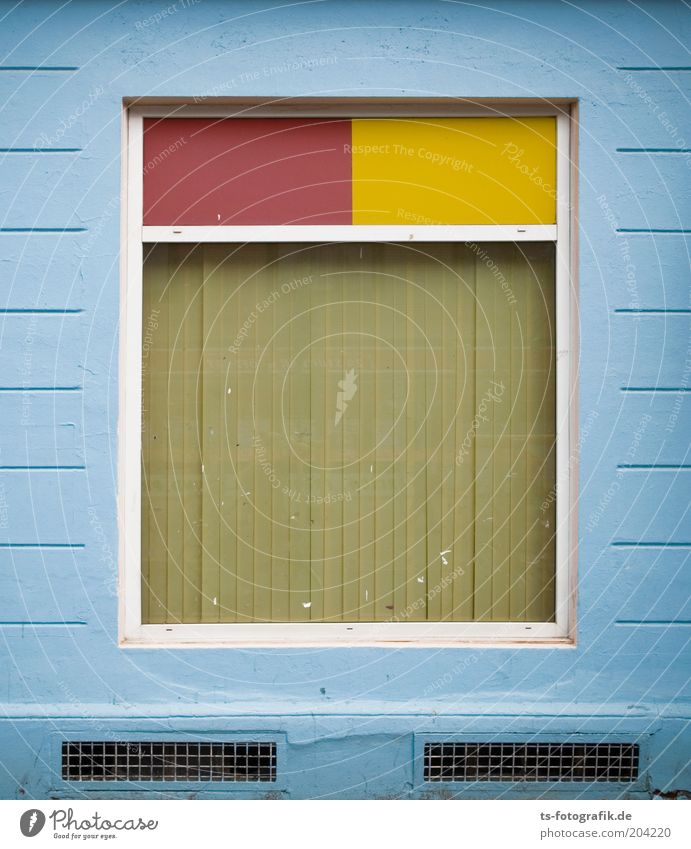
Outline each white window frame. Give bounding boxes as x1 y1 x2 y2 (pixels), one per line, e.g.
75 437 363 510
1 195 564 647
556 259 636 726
119 100 577 647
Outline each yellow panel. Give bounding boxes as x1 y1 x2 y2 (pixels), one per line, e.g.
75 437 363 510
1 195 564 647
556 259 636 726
351 117 556 225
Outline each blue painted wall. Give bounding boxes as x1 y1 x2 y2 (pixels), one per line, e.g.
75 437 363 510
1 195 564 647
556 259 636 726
0 0 689 799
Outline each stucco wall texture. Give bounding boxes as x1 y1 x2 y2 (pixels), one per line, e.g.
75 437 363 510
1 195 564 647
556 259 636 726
0 0 689 799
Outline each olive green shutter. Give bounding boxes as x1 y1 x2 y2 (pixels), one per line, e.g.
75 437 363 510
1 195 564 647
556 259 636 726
141 242 556 623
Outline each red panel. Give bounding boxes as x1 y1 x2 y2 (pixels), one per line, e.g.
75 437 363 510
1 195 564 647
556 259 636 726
143 118 352 225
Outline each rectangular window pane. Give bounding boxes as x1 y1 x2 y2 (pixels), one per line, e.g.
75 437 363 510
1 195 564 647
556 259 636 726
141 242 556 624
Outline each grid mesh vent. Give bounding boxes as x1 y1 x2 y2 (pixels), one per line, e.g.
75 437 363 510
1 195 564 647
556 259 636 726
62 741 276 782
424 742 639 783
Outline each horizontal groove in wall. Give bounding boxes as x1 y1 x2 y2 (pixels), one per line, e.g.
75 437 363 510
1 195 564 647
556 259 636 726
0 227 87 233
0 620 87 627
614 308 691 314
616 229 691 235
621 387 690 393
0 542 85 549
0 148 81 153
0 465 85 471
611 542 691 549
0 309 83 314
617 66 691 71
616 148 691 154
615 620 691 627
616 464 691 470
0 66 79 72
0 386 82 392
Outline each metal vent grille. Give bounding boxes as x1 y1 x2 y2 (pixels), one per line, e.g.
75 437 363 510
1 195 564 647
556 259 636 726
424 743 639 783
62 741 276 782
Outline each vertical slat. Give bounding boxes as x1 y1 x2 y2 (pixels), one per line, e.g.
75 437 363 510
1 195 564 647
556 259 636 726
323 259 344 621
473 246 496 621
358 249 376 620
452 245 476 620
438 246 458 620
525 244 557 621
141 245 169 624
509 247 529 619
270 245 290 621
288 247 312 621
165 245 186 623
405 259 428 620
141 252 151 626
200 247 223 622
182 247 203 623
131 243 169 623
341 247 360 620
235 247 257 621
424 249 443 622
219 246 239 622
373 247 395 620
490 245 512 620
308 250 326 621
524 243 542 623
252 248 274 622
539 244 557 621
391 249 408 622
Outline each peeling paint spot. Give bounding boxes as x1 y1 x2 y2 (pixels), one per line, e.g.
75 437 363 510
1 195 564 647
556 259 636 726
653 788 691 800
302 601 312 608
417 576 425 583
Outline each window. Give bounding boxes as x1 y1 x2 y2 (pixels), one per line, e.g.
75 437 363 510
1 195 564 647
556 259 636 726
121 103 574 644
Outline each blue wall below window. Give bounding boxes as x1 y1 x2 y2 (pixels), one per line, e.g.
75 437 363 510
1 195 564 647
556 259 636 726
0 0 689 799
